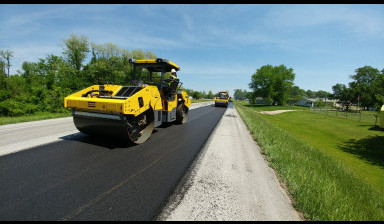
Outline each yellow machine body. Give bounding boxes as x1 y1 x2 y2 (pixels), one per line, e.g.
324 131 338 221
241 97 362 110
63 58 190 144
64 84 163 115
214 91 230 107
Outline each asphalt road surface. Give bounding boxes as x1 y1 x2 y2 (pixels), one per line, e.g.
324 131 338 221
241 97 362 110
0 101 301 221
0 102 225 221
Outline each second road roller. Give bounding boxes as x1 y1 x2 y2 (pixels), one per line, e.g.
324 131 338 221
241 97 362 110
214 91 230 107
64 58 191 144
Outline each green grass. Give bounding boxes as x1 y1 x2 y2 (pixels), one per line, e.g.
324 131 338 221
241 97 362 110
310 108 380 125
0 111 72 125
234 100 384 221
259 107 384 192
243 103 309 111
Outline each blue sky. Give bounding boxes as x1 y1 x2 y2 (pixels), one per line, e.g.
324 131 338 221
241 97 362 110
1 4 384 96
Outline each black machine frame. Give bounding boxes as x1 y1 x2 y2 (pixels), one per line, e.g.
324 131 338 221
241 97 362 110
129 58 182 97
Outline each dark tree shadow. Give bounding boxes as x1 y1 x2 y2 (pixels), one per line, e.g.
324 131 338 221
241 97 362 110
357 125 384 132
368 126 384 132
339 135 384 168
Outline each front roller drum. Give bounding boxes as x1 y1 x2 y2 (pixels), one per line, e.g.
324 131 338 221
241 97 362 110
126 110 154 144
73 110 154 144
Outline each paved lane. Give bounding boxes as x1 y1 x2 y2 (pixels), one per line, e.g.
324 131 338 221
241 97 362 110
0 101 214 157
0 103 225 221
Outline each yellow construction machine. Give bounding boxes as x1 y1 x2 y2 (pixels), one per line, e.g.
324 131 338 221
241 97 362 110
214 91 230 107
64 58 191 144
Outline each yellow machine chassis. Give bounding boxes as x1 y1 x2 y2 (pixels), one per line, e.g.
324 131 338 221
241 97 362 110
63 58 191 144
214 91 230 107
64 84 163 116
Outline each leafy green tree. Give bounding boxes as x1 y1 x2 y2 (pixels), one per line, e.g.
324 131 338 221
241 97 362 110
0 64 6 89
332 83 355 111
305 90 316 98
5 74 28 96
62 34 90 71
0 49 14 77
349 66 381 109
207 90 214 99
56 60 79 91
245 91 253 100
44 54 64 89
288 85 306 105
192 91 202 99
91 42 122 60
0 50 7 88
249 64 295 105
234 89 249 100
375 69 384 108
0 55 5 75
315 90 331 99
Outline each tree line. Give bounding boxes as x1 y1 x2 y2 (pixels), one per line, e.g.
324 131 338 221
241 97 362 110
2 34 382 117
234 87 332 103
243 64 384 111
0 34 216 117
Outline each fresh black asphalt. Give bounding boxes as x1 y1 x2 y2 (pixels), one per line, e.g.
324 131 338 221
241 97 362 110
0 104 227 221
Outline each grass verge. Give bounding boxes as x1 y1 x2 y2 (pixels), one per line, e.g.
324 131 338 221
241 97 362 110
234 100 384 221
0 112 71 126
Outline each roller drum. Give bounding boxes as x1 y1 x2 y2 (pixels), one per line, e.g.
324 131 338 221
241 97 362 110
73 113 129 140
72 110 154 144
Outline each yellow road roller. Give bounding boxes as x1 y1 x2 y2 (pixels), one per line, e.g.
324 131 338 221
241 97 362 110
214 91 230 107
64 58 191 144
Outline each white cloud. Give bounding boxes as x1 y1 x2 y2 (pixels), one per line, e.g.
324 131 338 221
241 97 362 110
8 44 62 75
265 4 384 39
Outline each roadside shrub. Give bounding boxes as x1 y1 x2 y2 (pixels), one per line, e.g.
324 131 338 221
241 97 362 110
314 99 325 107
0 89 11 102
45 86 72 113
0 99 38 116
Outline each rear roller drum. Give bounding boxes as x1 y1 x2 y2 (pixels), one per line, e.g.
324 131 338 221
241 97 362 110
176 103 189 124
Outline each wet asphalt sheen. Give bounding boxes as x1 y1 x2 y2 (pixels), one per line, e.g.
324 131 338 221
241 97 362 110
0 104 228 221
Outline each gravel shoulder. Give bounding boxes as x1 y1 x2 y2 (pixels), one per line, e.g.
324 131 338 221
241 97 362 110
157 104 302 221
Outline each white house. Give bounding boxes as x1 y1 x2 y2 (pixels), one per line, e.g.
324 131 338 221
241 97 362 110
296 98 316 107
296 98 338 107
